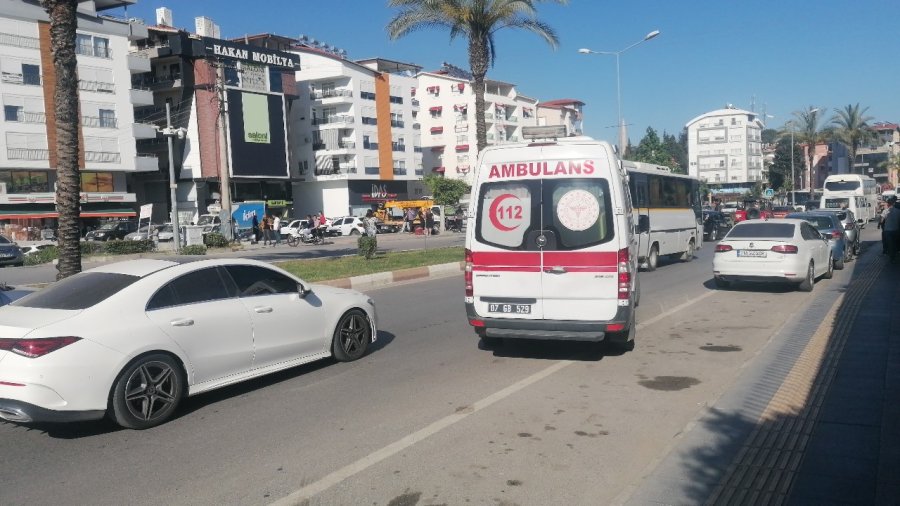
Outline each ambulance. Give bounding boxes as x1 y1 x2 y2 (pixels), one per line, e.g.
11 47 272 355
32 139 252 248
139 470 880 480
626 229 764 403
464 126 640 350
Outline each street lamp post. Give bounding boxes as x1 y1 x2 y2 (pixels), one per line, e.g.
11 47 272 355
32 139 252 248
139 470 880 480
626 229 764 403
158 103 187 252
579 30 660 152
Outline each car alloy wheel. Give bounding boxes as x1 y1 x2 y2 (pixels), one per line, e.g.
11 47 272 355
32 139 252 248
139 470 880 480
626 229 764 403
110 354 183 429
333 309 371 362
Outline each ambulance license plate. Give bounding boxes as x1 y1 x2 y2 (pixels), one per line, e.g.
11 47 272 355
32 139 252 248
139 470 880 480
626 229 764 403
488 303 531 314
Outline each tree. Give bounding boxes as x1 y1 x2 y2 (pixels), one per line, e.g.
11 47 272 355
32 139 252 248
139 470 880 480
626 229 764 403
423 175 470 206
761 128 778 145
790 107 828 201
831 103 875 175
662 130 687 174
768 137 803 192
41 0 81 279
388 0 566 153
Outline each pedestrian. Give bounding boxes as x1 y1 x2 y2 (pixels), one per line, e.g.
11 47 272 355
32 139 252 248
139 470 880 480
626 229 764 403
272 214 281 246
363 209 378 237
261 215 270 246
405 207 416 233
884 197 900 262
251 215 260 244
878 201 891 254
425 209 435 235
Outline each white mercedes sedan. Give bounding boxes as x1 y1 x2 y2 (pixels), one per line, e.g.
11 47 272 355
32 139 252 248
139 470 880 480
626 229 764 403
712 218 833 292
0 258 377 429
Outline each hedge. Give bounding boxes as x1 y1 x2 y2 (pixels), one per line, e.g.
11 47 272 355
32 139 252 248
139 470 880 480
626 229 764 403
181 244 207 255
357 236 377 260
102 240 155 255
203 232 229 248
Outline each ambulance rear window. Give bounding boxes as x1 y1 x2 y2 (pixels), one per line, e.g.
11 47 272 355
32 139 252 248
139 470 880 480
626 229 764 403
475 178 614 251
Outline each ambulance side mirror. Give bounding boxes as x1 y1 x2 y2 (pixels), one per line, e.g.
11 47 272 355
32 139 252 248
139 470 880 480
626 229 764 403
638 215 650 233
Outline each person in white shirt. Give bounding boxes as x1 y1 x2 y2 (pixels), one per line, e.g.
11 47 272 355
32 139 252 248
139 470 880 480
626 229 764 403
272 215 281 246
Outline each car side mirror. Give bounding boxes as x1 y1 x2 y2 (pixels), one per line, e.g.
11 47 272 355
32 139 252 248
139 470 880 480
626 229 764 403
857 219 864 224
297 282 312 299
638 215 650 234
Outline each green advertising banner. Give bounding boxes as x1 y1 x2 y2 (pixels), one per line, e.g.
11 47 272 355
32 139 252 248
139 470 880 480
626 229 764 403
242 92 270 144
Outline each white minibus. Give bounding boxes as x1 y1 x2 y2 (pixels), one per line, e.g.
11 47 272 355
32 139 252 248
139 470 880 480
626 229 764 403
822 174 877 225
464 126 638 350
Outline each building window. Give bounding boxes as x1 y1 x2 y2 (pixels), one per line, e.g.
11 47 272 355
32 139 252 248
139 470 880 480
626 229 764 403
98 109 116 128
21 64 40 86
75 34 110 58
80 172 114 192
0 169 49 193
4 105 22 122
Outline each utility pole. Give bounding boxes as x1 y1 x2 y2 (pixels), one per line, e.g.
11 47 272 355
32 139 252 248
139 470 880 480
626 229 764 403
162 103 184 252
216 62 234 241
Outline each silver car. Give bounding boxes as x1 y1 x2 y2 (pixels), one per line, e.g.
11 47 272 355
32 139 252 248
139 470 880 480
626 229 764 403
810 209 860 257
0 235 24 267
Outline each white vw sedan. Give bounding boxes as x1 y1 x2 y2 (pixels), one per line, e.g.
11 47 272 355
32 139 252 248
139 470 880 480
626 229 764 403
0 258 377 429
712 219 833 291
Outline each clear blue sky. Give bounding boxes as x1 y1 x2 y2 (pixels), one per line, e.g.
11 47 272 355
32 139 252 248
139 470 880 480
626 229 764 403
114 0 900 142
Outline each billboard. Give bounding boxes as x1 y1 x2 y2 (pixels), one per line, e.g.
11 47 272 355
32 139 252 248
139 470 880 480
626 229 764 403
227 89 289 178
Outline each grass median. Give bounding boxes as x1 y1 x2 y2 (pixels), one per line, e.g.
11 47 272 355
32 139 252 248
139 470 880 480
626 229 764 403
276 246 463 282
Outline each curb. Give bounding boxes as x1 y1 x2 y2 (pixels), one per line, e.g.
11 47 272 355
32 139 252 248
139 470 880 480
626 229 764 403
317 261 464 291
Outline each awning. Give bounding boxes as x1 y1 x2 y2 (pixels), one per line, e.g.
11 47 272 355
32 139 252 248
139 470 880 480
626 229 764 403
432 166 445 173
0 206 136 220
429 106 442 112
430 126 443 133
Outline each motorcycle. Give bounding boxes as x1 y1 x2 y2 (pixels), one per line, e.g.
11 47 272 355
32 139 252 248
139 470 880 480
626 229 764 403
286 226 326 246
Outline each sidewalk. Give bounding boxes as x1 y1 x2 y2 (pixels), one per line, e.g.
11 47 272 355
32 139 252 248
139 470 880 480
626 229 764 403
624 238 900 505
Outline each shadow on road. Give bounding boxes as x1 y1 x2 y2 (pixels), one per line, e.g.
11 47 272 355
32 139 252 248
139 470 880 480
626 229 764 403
480 338 608 361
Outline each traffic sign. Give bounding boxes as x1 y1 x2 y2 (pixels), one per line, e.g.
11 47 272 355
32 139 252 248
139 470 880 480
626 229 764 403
764 189 775 198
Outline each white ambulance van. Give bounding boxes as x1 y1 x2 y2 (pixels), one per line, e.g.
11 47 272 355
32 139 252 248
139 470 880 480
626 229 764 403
464 126 639 350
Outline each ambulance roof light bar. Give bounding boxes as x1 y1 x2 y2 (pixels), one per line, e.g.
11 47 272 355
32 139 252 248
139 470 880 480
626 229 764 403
522 125 567 141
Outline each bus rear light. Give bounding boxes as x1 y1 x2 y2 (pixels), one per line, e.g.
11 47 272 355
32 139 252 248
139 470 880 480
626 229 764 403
606 323 625 332
715 244 733 252
469 319 485 327
464 248 473 297
617 247 630 300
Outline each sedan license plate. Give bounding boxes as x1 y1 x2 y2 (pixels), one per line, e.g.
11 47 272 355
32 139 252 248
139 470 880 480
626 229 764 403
737 250 767 258
488 303 531 314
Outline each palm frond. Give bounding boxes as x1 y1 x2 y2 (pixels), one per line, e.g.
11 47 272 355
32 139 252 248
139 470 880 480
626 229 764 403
493 16 559 48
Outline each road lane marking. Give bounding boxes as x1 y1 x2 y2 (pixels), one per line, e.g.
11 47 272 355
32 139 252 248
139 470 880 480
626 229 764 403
270 289 717 505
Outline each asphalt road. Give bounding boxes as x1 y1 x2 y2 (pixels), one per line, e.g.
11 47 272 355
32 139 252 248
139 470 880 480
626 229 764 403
0 230 875 505
0 231 466 286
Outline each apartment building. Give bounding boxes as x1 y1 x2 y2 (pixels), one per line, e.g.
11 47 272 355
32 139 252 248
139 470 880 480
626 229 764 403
537 98 584 136
685 106 764 193
130 14 300 224
416 63 539 184
0 0 151 239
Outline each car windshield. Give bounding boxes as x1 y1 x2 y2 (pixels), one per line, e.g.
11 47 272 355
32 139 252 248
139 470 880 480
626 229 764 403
790 215 835 231
197 215 216 225
727 222 795 239
11 272 139 310
98 222 119 230
0 235 10 244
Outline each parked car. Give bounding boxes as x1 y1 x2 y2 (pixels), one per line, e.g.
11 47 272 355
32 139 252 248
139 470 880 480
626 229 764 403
196 214 221 234
280 219 310 238
720 202 742 216
771 206 794 219
712 219 833 291
0 283 30 306
326 216 365 236
786 212 850 269
803 199 821 211
157 224 174 242
0 235 25 267
0 258 377 428
125 225 162 241
85 221 138 241
811 209 860 258
733 199 774 223
702 210 731 241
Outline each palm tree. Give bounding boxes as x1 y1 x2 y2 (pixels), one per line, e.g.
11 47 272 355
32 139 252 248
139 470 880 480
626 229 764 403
41 0 82 279
831 103 875 175
387 0 566 154
790 107 828 201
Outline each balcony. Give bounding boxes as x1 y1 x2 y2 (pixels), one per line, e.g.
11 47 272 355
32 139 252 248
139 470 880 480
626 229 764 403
135 154 159 172
127 53 151 74
412 123 421 130
364 166 380 175
129 88 154 106
82 115 118 129
5 110 46 124
363 142 379 150
312 115 354 126
340 163 357 174
1 72 41 86
411 99 420 108
132 122 158 140
310 89 352 101
415 168 424 176
505 116 518 123
85 151 122 164
0 32 40 50
133 74 183 90
7 147 49 160
392 144 406 152
79 79 115 94
314 141 356 152
393 168 407 176
456 144 470 152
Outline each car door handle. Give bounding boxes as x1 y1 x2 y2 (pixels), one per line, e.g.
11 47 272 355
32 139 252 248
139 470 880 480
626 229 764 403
254 306 274 313
545 266 567 274
170 318 194 327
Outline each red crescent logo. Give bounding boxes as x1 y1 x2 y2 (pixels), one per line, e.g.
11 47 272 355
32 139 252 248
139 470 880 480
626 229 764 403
488 194 520 232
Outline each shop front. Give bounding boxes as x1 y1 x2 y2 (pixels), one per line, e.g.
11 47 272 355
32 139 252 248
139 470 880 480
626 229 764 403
0 193 137 241
347 180 428 216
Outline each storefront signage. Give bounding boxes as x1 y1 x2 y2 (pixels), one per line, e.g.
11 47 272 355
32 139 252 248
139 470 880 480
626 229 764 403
266 200 289 207
203 38 300 69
